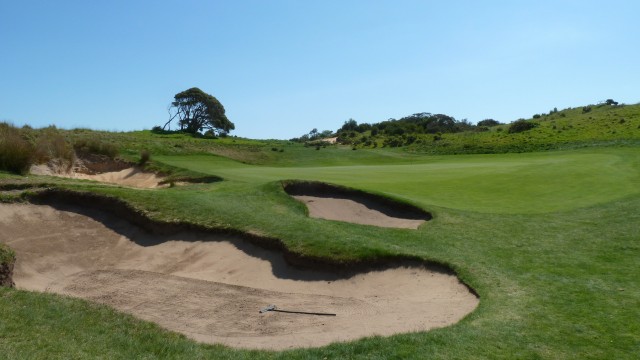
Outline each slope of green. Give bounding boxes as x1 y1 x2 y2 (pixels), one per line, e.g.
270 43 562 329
155 147 640 214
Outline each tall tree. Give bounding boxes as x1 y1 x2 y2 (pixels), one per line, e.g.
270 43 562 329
164 87 235 134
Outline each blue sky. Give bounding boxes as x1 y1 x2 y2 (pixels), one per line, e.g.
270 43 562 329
1 1 639 139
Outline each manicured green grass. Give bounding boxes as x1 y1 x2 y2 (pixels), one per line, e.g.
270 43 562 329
155 147 640 214
1 143 639 358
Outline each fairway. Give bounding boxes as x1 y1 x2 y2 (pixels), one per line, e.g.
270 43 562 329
155 147 640 214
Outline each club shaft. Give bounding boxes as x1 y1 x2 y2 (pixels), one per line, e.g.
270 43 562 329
273 309 336 316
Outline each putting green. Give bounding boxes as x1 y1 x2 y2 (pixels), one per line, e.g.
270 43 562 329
155 147 640 214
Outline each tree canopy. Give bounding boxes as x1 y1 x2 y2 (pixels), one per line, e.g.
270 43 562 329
336 113 474 138
477 119 501 127
164 88 234 135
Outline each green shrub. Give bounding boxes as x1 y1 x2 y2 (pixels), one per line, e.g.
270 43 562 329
0 123 35 174
383 136 404 147
477 119 501 127
508 119 537 134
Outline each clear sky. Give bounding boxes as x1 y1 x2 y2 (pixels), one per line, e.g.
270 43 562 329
2 1 639 140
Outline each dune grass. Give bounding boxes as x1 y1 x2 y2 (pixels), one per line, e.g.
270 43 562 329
1 138 639 358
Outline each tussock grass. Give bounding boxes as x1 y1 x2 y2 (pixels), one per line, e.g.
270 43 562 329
0 123 34 174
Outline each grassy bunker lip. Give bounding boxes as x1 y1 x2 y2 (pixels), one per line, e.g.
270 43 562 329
282 180 432 228
5 189 479 349
157 175 222 185
0 243 15 288
27 189 439 273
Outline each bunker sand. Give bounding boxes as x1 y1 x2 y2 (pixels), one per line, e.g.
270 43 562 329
30 164 165 189
293 195 426 229
284 181 430 229
0 203 478 350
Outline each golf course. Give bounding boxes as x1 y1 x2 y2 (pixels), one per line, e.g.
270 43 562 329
4 1 640 358
1 107 639 359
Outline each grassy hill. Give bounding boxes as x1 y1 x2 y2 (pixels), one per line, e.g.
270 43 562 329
1 103 639 359
334 102 640 154
3 101 637 172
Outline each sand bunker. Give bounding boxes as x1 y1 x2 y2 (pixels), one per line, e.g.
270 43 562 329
293 196 426 229
30 164 165 189
285 181 431 229
0 203 477 350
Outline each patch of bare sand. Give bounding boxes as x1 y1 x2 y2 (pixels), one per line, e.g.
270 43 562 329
293 195 426 229
30 164 165 189
0 203 478 350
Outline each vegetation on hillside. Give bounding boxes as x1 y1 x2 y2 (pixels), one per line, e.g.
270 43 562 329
0 123 34 174
324 100 640 154
0 123 122 175
3 100 639 174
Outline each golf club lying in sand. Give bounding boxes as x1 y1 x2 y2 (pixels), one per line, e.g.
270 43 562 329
260 304 336 316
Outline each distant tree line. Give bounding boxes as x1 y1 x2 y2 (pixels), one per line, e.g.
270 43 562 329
290 128 334 143
336 113 498 139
